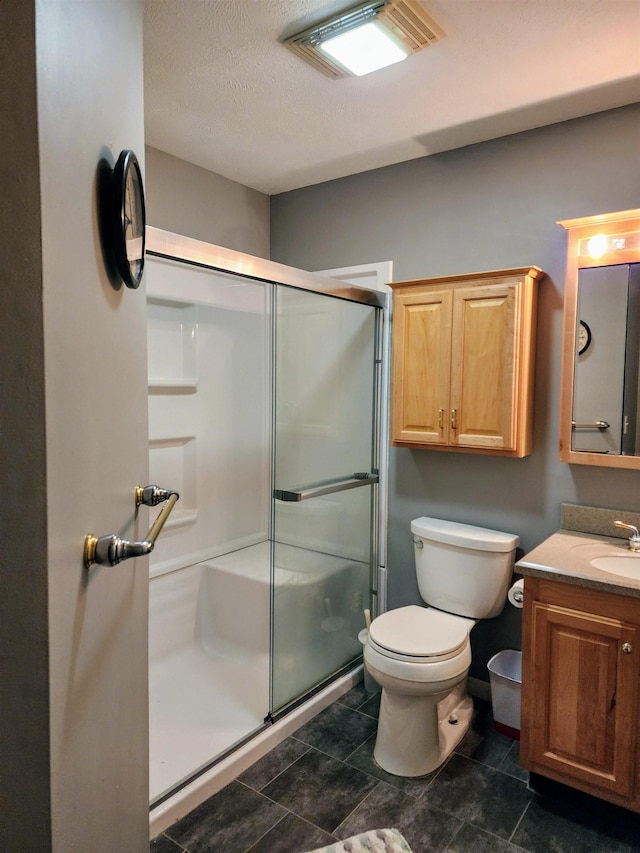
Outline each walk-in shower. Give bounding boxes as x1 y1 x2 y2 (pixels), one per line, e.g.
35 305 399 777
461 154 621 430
145 229 388 819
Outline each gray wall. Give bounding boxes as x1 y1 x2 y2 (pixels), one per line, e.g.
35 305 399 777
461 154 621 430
145 146 271 258
1 2 149 850
271 104 640 680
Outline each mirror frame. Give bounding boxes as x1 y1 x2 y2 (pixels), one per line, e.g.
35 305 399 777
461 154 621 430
558 208 640 468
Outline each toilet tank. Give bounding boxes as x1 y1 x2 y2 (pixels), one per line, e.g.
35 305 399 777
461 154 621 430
411 517 519 619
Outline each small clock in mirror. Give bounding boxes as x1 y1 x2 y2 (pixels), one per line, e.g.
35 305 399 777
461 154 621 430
110 149 146 289
577 320 591 355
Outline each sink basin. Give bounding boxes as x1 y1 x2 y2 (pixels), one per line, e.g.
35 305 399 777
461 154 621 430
590 554 640 579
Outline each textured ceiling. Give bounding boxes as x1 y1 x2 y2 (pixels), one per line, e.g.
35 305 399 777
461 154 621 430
143 0 640 195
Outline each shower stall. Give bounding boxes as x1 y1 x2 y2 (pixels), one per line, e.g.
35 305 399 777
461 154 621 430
144 229 389 819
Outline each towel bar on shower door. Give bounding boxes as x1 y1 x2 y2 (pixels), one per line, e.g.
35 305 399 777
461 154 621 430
83 484 179 568
274 472 379 502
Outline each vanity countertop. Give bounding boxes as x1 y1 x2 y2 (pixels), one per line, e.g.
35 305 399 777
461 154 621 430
516 529 640 599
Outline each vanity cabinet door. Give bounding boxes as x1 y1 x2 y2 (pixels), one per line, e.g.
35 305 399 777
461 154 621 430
521 579 640 811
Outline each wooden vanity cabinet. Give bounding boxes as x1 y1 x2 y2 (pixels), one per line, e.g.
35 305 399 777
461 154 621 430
521 577 640 812
390 267 542 456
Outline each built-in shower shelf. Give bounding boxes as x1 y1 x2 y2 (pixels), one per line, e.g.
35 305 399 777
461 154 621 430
147 299 198 390
148 436 197 559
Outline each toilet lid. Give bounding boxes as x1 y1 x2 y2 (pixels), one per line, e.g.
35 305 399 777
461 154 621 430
368 605 470 660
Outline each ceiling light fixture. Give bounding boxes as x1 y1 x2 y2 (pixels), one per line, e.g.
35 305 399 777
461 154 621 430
284 0 445 79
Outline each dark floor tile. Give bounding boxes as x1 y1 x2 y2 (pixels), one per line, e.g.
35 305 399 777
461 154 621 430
454 707 513 769
512 793 640 853
246 812 336 853
473 697 493 716
238 737 309 790
261 747 378 834
597 802 640 851
150 834 184 853
293 702 378 760
336 683 371 710
425 753 532 840
164 780 286 853
337 780 462 853
358 689 381 718
496 740 529 782
445 821 526 852
346 734 442 797
529 770 640 847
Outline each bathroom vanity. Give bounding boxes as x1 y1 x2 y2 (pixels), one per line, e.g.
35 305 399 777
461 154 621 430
517 511 640 813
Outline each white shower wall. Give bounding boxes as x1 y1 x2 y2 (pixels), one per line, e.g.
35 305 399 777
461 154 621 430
146 256 272 803
146 256 271 576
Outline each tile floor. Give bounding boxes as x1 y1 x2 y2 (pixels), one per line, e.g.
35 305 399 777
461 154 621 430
151 684 640 853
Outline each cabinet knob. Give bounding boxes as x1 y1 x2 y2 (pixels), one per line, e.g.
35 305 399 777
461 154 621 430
451 409 457 430
622 643 632 654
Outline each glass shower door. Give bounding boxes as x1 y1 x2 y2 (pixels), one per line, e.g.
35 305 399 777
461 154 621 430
271 284 380 715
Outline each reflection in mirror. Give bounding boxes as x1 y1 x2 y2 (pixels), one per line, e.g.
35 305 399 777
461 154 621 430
572 264 640 454
559 209 640 469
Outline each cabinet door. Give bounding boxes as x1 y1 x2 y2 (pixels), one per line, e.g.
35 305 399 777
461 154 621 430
450 284 518 449
528 602 639 798
391 289 452 445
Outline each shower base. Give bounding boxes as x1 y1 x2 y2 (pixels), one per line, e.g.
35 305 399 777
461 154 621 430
149 642 269 804
149 541 363 830
149 666 360 839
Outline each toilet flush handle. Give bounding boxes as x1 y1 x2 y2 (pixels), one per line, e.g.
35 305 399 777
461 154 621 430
413 538 424 549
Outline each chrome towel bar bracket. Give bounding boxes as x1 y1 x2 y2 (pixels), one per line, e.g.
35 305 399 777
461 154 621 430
84 484 179 568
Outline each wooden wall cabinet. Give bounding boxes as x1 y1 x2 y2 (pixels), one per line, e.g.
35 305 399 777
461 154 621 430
390 267 542 456
521 577 640 812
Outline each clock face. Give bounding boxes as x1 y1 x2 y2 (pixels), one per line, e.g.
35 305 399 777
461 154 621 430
578 320 591 355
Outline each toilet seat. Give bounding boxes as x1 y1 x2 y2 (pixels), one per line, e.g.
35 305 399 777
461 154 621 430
368 605 472 663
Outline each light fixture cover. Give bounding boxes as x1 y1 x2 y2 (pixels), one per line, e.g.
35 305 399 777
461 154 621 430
319 20 409 76
284 0 445 79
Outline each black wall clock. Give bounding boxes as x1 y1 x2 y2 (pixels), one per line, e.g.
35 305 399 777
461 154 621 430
578 320 592 355
109 149 146 289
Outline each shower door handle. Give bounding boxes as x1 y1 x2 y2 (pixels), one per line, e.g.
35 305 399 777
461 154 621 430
274 472 379 502
84 484 179 568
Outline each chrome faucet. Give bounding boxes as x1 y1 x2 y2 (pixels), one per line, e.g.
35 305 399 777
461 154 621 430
614 520 640 552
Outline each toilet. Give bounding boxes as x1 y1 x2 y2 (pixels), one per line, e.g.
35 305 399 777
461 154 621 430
364 516 518 777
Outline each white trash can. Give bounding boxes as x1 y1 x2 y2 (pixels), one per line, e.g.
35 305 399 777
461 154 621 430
487 649 522 739
358 628 380 693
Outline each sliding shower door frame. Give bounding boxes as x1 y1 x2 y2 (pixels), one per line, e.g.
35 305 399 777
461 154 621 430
147 228 387 309
145 224 391 683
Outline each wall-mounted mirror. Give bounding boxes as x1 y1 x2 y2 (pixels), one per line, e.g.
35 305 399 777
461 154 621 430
559 209 640 469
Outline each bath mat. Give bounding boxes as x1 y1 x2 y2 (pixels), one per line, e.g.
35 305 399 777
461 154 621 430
305 827 413 853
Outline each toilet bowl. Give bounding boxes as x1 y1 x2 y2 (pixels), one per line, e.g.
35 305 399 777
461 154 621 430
365 517 519 778
364 604 475 777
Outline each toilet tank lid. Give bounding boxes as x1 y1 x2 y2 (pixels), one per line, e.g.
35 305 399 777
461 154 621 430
411 517 519 553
